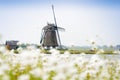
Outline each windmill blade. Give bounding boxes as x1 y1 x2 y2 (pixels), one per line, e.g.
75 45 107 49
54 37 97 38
57 27 65 31
52 5 62 48
40 37 43 44
54 26 65 31
40 30 44 43
52 5 57 26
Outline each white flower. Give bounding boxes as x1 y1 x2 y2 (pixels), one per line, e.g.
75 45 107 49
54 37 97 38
99 69 110 80
53 73 66 80
64 51 70 55
0 70 4 75
18 74 30 80
50 49 60 55
2 75 10 80
90 54 101 63
26 45 36 50
96 49 104 54
0 46 6 53
17 47 23 53
0 64 10 72
29 68 43 78
113 50 120 54
0 45 120 80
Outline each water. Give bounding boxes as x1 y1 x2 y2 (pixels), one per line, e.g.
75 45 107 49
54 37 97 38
73 54 120 60
46 53 120 60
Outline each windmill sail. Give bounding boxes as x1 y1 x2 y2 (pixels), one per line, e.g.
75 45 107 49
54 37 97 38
40 30 44 43
52 5 62 48
57 27 65 31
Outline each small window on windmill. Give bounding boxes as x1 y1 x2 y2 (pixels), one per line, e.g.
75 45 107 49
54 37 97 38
5 40 19 50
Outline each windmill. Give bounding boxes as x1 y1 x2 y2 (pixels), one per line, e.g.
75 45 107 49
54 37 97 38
40 5 65 49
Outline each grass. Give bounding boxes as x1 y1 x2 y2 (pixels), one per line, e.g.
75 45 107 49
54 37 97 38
67 49 113 54
40 49 114 54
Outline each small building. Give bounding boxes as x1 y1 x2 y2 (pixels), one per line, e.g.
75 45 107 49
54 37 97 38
5 40 19 50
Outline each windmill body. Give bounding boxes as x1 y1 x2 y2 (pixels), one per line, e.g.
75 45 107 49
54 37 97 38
41 23 58 48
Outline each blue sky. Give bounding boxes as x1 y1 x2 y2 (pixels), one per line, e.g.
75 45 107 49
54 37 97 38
0 0 120 46
0 0 120 5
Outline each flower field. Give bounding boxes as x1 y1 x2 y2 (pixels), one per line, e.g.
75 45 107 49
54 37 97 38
0 46 120 80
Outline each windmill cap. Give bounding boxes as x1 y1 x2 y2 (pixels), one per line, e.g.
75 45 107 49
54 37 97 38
42 23 56 30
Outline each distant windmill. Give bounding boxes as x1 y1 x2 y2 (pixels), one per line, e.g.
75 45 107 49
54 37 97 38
40 5 65 49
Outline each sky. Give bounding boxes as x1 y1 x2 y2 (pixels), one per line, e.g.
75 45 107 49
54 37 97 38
0 0 120 46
